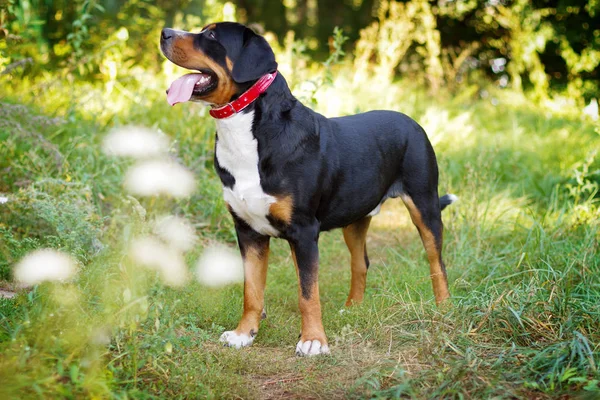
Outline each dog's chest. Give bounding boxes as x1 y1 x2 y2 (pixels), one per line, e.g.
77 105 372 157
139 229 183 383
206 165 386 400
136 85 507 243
215 111 278 236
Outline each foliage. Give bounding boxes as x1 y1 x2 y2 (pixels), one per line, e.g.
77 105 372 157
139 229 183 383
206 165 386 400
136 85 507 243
491 0 554 99
294 26 348 107
353 0 443 90
2 0 600 101
1 1 600 398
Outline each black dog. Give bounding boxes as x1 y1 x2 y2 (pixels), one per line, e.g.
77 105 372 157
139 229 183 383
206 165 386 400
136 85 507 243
160 22 456 356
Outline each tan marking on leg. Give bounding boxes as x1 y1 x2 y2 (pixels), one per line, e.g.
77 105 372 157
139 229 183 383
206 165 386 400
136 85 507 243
343 217 371 306
269 195 294 225
290 250 327 344
235 244 269 336
401 196 450 305
167 34 237 105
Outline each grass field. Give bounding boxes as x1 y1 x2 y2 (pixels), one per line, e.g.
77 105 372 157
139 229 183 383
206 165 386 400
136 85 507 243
1 61 599 399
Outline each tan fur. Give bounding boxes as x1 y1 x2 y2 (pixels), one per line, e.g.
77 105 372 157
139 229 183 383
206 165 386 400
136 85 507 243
269 195 294 225
401 196 450 304
290 249 328 344
234 244 270 336
168 34 236 106
343 216 372 306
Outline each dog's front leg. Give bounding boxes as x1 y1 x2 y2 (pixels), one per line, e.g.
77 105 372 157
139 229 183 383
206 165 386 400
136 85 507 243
289 224 330 356
220 222 270 349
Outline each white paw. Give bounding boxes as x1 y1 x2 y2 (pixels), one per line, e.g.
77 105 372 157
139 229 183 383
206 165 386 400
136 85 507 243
219 330 254 349
295 340 330 356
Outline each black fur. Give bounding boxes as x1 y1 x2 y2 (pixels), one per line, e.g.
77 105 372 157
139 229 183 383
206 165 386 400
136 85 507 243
160 22 455 303
439 194 456 211
231 29 277 83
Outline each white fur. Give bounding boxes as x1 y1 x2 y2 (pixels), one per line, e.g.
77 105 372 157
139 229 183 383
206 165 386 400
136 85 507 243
367 203 382 217
446 194 459 204
215 111 279 236
220 330 254 348
295 339 330 356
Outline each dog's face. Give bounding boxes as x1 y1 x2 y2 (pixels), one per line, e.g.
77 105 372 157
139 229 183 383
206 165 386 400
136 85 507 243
160 22 277 106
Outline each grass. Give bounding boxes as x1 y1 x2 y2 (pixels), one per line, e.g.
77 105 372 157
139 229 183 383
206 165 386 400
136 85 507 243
1 57 599 398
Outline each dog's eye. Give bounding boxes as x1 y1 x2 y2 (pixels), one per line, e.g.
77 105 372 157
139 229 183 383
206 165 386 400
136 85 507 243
207 30 217 40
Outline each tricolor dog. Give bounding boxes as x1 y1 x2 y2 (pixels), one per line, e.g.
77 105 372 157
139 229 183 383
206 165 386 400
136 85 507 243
160 22 456 356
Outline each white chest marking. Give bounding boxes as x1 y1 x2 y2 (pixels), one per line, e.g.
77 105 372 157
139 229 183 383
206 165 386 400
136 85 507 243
215 111 279 236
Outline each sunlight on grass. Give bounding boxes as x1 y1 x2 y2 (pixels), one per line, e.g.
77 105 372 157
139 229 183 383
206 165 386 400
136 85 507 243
2 81 599 398
1 11 600 399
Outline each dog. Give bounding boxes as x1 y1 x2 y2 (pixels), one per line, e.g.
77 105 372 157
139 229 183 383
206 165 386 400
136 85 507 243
160 22 456 356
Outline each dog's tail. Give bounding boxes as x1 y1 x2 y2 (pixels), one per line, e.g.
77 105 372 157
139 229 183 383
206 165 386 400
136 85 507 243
440 194 458 211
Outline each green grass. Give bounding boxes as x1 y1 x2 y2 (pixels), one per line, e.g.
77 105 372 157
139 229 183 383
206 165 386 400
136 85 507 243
1 65 599 399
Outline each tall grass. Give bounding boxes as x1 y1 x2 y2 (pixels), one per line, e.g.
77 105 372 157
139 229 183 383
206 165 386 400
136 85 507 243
1 28 599 399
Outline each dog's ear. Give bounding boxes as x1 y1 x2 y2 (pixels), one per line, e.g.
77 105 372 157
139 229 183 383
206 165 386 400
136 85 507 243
231 29 277 83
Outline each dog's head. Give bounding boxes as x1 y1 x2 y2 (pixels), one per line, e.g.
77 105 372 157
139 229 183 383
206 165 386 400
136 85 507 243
160 22 277 106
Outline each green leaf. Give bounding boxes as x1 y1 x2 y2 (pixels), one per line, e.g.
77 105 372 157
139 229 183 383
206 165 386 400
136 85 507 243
69 364 79 383
559 367 578 383
584 380 599 392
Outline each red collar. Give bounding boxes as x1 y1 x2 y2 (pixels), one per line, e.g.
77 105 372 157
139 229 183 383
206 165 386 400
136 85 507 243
209 71 278 119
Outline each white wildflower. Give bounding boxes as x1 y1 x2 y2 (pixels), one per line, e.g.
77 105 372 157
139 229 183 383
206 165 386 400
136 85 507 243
14 249 77 285
130 236 188 287
0 196 8 204
154 215 197 252
583 98 599 121
195 245 244 287
102 126 169 158
124 160 196 198
91 326 111 346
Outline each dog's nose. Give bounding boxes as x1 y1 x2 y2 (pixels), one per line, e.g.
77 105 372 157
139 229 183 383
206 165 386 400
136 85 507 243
161 28 175 41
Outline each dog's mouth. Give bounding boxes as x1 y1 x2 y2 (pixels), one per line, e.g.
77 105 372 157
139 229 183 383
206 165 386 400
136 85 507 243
166 69 218 106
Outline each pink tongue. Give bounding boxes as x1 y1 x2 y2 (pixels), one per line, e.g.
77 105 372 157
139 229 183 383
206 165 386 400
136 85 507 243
167 73 205 106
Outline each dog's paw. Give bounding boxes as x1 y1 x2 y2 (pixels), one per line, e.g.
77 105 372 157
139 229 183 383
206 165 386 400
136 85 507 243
219 330 254 349
295 339 330 356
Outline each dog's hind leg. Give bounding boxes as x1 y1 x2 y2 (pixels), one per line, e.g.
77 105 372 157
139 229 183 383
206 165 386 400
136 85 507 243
401 192 450 304
342 216 372 306
398 129 451 304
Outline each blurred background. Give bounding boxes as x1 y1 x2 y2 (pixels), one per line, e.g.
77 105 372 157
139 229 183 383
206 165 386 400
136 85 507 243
1 0 599 106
